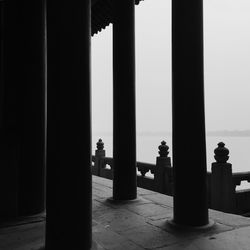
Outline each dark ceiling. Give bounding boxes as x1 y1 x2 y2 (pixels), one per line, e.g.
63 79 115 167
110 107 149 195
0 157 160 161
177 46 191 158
91 0 143 36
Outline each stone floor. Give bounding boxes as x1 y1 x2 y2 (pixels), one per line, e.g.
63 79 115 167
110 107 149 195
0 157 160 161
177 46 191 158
92 176 250 250
1 175 250 249
0 213 45 250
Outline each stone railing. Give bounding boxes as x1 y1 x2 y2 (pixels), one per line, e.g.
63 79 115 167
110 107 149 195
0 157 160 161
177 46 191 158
92 139 173 195
92 139 250 216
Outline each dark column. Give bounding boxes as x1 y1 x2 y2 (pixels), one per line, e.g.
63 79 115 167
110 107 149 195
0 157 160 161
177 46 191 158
46 0 92 249
1 0 46 217
0 2 4 131
172 0 209 226
113 0 137 200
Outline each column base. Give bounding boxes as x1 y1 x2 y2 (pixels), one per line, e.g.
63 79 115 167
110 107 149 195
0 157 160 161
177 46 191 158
107 197 139 204
167 218 215 231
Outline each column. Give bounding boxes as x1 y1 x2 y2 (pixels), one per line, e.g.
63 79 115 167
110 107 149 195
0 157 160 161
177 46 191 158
0 2 4 134
1 0 46 217
172 0 209 226
113 0 137 200
46 0 92 249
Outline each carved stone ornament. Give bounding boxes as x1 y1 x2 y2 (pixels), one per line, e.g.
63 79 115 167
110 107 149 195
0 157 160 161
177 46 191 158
158 141 169 157
96 138 104 150
214 142 229 163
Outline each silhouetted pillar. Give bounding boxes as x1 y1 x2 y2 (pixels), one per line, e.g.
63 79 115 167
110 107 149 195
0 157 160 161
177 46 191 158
112 0 137 200
172 0 209 226
0 2 4 129
1 0 46 217
46 0 92 249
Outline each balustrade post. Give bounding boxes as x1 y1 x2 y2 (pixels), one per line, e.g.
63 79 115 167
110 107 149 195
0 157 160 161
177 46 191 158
93 139 106 176
155 141 172 195
211 142 235 213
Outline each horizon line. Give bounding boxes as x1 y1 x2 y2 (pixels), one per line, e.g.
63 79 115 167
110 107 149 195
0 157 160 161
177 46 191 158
93 129 250 137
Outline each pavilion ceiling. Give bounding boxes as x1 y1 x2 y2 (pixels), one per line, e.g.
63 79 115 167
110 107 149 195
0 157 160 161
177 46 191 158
91 0 144 36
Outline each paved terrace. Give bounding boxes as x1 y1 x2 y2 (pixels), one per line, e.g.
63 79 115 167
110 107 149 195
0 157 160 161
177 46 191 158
1 175 250 249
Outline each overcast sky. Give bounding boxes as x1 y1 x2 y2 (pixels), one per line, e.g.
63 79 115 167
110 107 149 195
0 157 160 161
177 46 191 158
91 0 250 135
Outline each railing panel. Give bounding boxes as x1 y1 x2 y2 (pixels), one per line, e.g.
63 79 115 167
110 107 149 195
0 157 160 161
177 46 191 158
137 161 155 176
233 172 250 186
235 189 250 215
137 175 155 192
99 168 113 180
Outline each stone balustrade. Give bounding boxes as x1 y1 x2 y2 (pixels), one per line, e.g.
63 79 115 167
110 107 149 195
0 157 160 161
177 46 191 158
92 139 250 216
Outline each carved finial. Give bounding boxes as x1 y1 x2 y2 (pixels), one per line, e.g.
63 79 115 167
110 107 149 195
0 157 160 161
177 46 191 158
158 141 169 157
214 142 229 163
96 139 104 150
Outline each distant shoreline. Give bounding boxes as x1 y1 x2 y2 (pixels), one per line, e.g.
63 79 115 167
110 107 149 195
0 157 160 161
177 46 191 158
206 131 250 137
93 130 250 137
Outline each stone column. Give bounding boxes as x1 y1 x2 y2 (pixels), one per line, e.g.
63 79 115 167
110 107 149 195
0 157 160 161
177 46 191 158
0 1 4 134
172 0 209 226
112 0 137 200
1 0 46 217
46 0 92 249
0 1 3 124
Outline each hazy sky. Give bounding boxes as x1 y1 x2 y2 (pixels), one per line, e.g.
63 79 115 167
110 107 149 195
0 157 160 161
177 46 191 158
91 0 250 135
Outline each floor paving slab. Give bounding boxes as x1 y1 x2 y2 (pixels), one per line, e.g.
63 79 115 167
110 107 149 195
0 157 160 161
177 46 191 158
127 203 172 221
93 208 149 233
137 187 157 196
93 222 144 250
93 175 113 188
209 209 250 228
93 199 115 213
93 184 113 199
0 221 45 250
142 193 173 207
119 223 180 249
157 226 250 250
